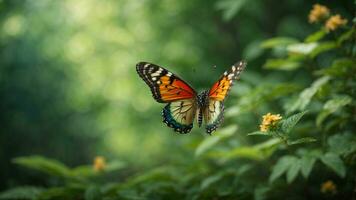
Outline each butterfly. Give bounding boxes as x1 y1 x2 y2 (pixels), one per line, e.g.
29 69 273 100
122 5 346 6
136 61 246 134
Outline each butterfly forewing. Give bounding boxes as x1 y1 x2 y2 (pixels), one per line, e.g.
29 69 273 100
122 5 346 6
136 62 196 103
208 61 246 101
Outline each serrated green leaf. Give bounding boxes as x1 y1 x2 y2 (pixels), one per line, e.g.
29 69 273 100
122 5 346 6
288 76 330 113
261 37 298 48
287 159 300 183
0 186 44 200
281 111 308 134
287 137 316 145
269 156 297 183
305 29 327 42
301 155 316 178
320 152 346 177
263 59 300 71
195 125 237 157
13 156 71 178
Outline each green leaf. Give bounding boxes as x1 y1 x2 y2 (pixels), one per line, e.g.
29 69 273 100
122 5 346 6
263 59 300 71
269 156 297 183
328 133 356 156
0 186 44 200
200 172 224 190
324 96 352 112
85 186 101 200
254 186 269 200
316 95 352 126
287 42 318 55
261 37 298 48
287 137 316 145
319 58 356 77
338 29 355 44
13 156 71 178
215 0 248 21
219 146 264 161
281 111 308 134
247 131 269 136
38 187 82 200
195 125 237 157
310 41 338 58
286 159 300 183
320 152 346 177
305 29 327 42
300 155 316 178
288 76 330 113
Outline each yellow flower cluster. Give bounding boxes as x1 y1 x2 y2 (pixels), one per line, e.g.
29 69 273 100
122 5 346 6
325 15 348 31
308 4 330 23
321 180 337 194
259 113 282 132
93 156 106 172
308 4 348 31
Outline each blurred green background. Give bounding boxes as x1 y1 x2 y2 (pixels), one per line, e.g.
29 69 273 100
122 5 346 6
0 0 355 199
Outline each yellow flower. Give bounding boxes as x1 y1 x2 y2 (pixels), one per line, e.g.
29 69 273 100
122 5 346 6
321 180 337 194
259 113 282 132
93 156 106 172
308 4 330 23
325 15 348 31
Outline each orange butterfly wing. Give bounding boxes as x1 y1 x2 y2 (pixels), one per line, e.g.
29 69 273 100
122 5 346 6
208 61 246 101
136 62 196 103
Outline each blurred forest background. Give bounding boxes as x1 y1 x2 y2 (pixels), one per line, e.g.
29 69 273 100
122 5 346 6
0 0 355 199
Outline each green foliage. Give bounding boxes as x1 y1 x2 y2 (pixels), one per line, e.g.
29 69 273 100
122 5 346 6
0 186 44 200
1 1 355 200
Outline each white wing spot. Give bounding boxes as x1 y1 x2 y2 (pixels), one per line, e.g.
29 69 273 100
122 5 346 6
228 73 234 80
167 72 172 77
152 77 157 81
144 64 150 68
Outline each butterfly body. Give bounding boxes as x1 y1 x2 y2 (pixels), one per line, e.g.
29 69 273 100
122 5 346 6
136 61 246 134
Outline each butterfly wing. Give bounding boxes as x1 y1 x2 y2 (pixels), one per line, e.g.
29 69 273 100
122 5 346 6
208 61 246 101
162 99 196 133
204 61 246 134
136 62 196 103
136 62 197 133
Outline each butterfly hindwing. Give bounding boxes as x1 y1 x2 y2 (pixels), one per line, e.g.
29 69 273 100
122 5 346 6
136 62 196 103
208 61 246 101
203 100 224 134
162 99 197 133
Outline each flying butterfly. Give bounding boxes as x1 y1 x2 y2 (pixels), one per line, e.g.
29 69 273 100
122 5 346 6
136 61 246 134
